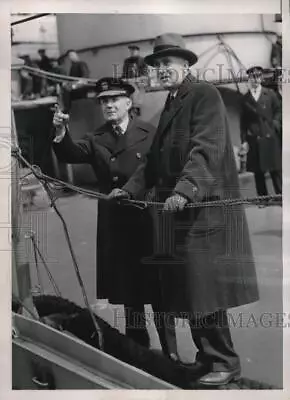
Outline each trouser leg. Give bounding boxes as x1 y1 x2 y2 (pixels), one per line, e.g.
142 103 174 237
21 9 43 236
150 265 179 360
124 304 150 348
189 310 240 372
270 170 282 194
151 303 178 359
254 171 268 196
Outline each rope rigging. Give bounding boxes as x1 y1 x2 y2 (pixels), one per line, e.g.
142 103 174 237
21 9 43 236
13 147 282 210
25 231 62 297
12 147 104 350
13 32 258 91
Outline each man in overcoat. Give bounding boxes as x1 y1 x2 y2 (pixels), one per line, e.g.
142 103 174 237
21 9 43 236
109 33 259 386
240 66 282 198
52 77 175 353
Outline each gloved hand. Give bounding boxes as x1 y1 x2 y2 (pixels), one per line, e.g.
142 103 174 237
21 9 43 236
107 188 131 201
163 193 188 211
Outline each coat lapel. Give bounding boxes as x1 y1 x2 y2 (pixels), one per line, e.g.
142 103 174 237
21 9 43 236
157 74 196 136
246 90 257 105
257 87 267 105
94 123 118 152
113 118 148 155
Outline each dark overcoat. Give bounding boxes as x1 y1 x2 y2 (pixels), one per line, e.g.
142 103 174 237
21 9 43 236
53 118 157 305
240 87 282 173
123 74 259 316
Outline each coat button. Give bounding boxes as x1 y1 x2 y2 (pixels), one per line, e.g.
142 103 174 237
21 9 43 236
111 156 116 162
136 152 141 159
112 176 119 182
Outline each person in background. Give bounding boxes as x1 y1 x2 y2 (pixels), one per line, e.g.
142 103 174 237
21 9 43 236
19 55 41 99
67 49 90 79
62 49 90 108
37 48 53 97
38 48 53 72
122 45 148 80
240 66 282 202
109 32 259 386
270 34 282 69
52 77 176 355
275 69 282 148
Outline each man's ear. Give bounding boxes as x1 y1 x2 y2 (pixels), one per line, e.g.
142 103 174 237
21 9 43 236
127 98 133 109
183 61 190 75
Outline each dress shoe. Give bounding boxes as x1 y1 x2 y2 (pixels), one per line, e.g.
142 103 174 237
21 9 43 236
197 368 241 387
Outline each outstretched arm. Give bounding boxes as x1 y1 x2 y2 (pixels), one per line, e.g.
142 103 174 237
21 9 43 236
53 130 93 164
52 108 92 164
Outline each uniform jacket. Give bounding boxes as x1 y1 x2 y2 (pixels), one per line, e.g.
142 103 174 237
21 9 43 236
123 74 259 315
53 118 157 305
240 87 282 173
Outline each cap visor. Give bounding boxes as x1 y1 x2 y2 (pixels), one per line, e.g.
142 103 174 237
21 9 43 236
97 90 128 98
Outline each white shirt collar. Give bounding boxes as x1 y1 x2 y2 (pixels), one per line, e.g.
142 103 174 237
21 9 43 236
113 115 130 135
250 84 262 101
170 89 178 98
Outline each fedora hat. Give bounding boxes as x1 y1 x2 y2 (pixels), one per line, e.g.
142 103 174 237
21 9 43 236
144 33 198 67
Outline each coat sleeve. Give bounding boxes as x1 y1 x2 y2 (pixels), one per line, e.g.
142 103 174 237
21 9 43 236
53 129 93 164
122 134 159 197
270 90 282 133
122 59 129 78
239 97 248 144
173 84 227 202
80 62 90 78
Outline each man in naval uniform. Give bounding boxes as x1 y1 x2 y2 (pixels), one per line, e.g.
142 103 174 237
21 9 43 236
52 77 178 358
240 66 282 199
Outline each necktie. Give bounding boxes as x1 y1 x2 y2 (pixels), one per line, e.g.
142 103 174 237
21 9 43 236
112 125 123 136
164 93 175 111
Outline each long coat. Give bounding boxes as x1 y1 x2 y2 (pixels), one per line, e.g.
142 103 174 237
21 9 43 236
240 87 282 173
123 74 259 316
53 118 157 305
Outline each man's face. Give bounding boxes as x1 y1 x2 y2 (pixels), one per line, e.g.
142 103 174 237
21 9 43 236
130 49 139 57
68 51 78 62
248 74 262 89
100 95 132 123
154 56 189 89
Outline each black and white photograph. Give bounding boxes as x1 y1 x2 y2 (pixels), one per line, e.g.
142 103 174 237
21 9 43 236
8 9 285 392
